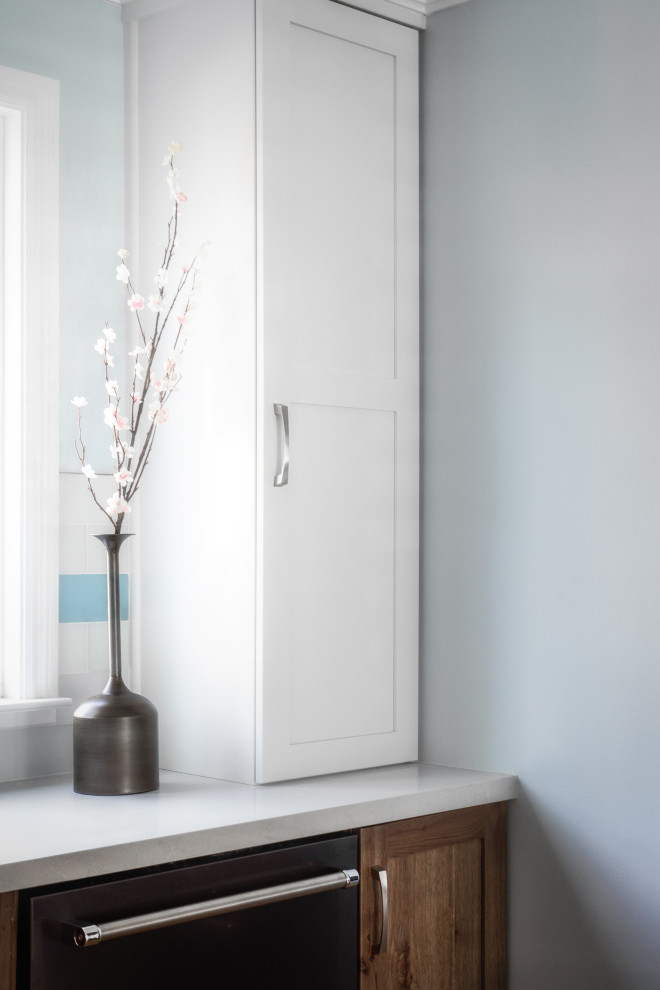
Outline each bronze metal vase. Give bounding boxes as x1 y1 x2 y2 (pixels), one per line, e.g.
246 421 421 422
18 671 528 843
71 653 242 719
73 533 159 795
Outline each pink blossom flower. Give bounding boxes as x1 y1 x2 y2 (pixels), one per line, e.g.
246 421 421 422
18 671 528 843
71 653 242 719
114 468 133 488
128 293 144 312
71 396 87 407
147 294 164 313
131 393 143 405
177 313 189 326
175 191 188 204
106 492 131 518
81 464 96 479
148 401 170 426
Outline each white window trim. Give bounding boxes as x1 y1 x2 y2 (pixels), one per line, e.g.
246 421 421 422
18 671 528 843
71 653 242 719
0 64 70 726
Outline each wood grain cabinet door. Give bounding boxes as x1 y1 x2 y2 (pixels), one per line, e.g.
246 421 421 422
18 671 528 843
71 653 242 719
359 804 507 990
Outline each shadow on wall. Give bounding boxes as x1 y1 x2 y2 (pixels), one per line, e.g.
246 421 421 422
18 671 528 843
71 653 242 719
508 788 628 990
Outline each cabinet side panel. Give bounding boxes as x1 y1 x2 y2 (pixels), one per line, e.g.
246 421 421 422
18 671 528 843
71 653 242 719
134 0 258 782
483 802 507 989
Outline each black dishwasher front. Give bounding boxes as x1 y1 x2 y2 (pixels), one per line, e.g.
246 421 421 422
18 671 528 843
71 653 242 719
18 833 358 989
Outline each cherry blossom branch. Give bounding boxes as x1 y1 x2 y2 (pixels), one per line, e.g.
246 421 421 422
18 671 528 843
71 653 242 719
72 141 203 534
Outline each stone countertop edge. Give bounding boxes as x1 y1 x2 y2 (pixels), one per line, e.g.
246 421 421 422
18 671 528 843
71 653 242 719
0 762 517 893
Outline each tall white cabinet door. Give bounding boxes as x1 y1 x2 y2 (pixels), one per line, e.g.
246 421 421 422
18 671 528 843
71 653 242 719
257 0 419 781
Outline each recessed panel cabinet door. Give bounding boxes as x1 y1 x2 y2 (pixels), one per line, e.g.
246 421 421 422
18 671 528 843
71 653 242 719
359 805 508 990
257 0 419 781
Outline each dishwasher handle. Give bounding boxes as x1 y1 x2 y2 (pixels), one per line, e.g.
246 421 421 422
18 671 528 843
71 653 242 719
64 868 359 947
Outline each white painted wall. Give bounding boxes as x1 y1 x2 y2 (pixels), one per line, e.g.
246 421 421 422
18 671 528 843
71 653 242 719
421 0 660 985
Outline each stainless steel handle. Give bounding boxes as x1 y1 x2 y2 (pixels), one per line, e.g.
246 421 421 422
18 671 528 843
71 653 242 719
273 402 289 487
371 866 388 955
65 868 359 947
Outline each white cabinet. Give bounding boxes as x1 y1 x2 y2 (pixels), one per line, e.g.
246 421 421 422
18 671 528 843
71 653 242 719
129 0 419 783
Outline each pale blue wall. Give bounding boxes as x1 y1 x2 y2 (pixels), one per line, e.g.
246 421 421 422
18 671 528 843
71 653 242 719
0 0 124 471
421 0 660 986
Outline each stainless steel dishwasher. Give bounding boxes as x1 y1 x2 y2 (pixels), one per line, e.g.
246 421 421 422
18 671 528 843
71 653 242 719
18 833 358 989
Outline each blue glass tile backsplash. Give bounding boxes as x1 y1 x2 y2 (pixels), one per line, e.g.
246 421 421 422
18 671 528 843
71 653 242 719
59 574 129 623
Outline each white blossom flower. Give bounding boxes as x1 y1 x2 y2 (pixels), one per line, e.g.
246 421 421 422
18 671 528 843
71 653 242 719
150 368 179 393
104 326 117 343
71 396 88 407
147 294 164 313
114 468 133 488
128 293 144 312
109 442 123 460
106 353 115 368
103 405 129 431
105 380 119 396
131 393 143 405
168 140 183 155
128 344 151 357
134 361 145 381
94 338 108 356
81 464 96 479
116 264 130 284
154 268 168 289
106 491 131 518
148 401 170 426
121 443 135 456
117 248 129 260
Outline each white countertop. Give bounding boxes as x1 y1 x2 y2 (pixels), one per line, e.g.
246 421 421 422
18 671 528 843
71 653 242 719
0 762 517 893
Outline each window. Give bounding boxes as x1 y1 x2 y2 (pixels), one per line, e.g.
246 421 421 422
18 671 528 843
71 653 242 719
0 64 69 726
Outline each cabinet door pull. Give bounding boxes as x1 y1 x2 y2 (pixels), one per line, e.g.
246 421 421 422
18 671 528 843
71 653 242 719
371 865 388 954
62 868 359 947
273 402 290 487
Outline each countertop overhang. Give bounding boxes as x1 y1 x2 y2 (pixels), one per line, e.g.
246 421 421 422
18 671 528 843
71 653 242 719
0 762 517 893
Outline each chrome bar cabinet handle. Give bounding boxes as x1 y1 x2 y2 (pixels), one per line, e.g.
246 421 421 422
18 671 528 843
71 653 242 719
64 868 359 947
371 866 388 955
273 402 289 487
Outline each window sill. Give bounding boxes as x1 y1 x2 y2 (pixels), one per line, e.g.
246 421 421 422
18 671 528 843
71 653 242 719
0 698 72 729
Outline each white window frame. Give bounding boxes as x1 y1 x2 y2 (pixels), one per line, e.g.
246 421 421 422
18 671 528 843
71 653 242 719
0 64 70 727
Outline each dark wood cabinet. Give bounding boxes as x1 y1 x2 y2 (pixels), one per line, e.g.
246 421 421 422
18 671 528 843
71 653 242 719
359 803 507 989
0 891 17 990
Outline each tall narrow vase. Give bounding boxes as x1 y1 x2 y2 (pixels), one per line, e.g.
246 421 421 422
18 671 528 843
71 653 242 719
73 534 159 795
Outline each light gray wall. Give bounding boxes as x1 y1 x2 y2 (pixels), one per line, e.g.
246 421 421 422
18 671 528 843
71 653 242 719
421 0 660 986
